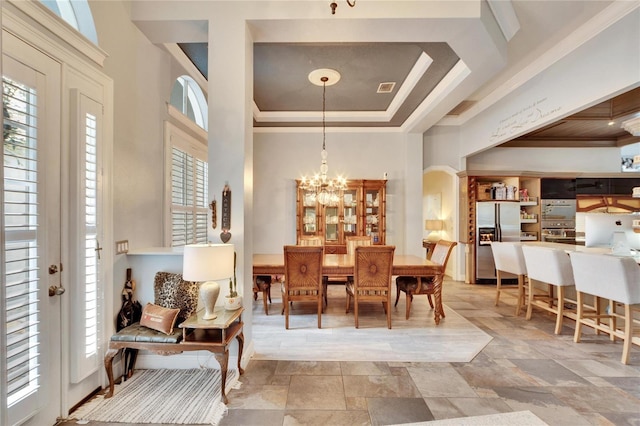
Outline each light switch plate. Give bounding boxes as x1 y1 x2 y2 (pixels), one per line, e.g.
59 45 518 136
115 240 129 255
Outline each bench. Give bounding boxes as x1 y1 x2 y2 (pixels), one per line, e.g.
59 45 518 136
103 272 244 404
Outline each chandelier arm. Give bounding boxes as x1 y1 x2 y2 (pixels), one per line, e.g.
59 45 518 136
346 0 356 7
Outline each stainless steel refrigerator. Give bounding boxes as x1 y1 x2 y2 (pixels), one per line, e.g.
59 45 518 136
476 201 521 282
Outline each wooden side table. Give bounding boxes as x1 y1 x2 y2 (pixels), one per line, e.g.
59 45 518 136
179 307 245 404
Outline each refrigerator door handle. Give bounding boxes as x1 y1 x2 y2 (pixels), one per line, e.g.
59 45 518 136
495 204 502 241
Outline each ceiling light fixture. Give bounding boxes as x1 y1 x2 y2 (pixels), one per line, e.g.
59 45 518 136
330 0 356 15
300 69 347 206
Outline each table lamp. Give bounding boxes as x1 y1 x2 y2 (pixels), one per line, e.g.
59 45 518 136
425 219 444 241
182 243 235 320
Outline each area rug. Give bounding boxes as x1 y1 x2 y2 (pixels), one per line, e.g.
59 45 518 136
74 368 239 425
252 285 492 362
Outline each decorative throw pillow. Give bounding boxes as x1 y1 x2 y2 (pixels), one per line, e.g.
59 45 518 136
140 303 180 335
154 272 199 323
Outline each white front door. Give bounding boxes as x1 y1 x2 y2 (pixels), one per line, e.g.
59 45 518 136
3 31 63 426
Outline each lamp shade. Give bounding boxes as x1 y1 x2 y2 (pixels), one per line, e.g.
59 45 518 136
425 219 444 231
182 243 235 282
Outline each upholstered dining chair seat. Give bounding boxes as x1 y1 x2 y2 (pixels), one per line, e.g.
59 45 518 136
345 282 387 296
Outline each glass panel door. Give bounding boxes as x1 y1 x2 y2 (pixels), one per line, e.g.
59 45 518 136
365 189 381 243
302 190 317 235
324 205 339 243
342 189 358 239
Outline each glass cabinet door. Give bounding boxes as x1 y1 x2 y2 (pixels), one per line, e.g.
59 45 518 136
302 190 317 235
365 188 381 243
324 205 339 243
342 189 358 239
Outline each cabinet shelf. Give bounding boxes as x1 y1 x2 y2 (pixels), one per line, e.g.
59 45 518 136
519 197 538 206
520 218 537 223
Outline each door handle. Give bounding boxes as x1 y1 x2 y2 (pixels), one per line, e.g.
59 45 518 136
48 285 65 297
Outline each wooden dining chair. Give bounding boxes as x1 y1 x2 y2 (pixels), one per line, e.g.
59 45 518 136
521 245 576 334
569 251 640 364
345 245 395 329
298 236 329 305
491 241 528 316
253 275 272 315
282 245 324 329
298 236 323 246
343 235 373 283
394 240 457 320
346 235 372 255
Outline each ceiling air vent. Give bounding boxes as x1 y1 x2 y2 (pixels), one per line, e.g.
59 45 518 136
377 82 396 94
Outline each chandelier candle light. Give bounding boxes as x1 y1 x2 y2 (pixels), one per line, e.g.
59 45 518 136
301 69 347 206
182 243 235 320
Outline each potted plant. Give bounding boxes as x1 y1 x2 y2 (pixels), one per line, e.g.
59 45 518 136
224 251 242 310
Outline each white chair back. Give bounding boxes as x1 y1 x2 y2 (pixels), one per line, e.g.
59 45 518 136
522 245 574 287
569 252 640 305
490 242 527 276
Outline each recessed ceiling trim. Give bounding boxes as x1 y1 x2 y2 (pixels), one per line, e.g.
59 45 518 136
254 126 404 134
253 51 434 124
402 59 471 133
386 52 433 119
253 108 393 123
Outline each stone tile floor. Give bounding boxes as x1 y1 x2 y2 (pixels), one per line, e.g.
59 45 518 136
58 279 640 426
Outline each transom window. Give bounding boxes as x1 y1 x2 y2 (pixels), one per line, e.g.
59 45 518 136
170 76 208 131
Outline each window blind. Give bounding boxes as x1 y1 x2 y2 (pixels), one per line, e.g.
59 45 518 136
83 112 98 358
171 145 208 246
3 76 41 406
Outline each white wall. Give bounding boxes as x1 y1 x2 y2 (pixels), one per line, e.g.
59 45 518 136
253 130 424 256
459 7 640 158
467 147 623 173
423 125 463 171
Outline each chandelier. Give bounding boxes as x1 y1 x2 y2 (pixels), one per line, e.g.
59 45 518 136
330 0 356 15
300 69 347 206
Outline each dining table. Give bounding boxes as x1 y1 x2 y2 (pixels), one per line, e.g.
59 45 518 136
253 253 447 324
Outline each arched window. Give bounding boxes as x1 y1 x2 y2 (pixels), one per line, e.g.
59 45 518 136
170 76 208 131
40 0 98 44
166 76 209 246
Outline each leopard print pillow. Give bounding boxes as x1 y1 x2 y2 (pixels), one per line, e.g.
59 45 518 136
153 272 199 324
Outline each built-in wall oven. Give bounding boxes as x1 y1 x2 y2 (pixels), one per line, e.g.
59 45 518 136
541 199 577 244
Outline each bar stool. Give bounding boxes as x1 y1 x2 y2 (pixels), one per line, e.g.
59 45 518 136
490 242 527 316
522 245 576 334
569 251 640 364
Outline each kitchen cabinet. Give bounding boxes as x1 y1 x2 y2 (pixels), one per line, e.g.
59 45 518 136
541 178 576 199
575 177 640 196
458 172 541 283
296 179 386 253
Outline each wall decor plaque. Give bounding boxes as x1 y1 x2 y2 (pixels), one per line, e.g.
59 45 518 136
221 183 232 243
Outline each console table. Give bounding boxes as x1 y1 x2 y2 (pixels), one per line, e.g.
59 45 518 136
104 307 244 404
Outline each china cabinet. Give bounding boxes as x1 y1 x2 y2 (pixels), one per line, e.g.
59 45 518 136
296 179 386 253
